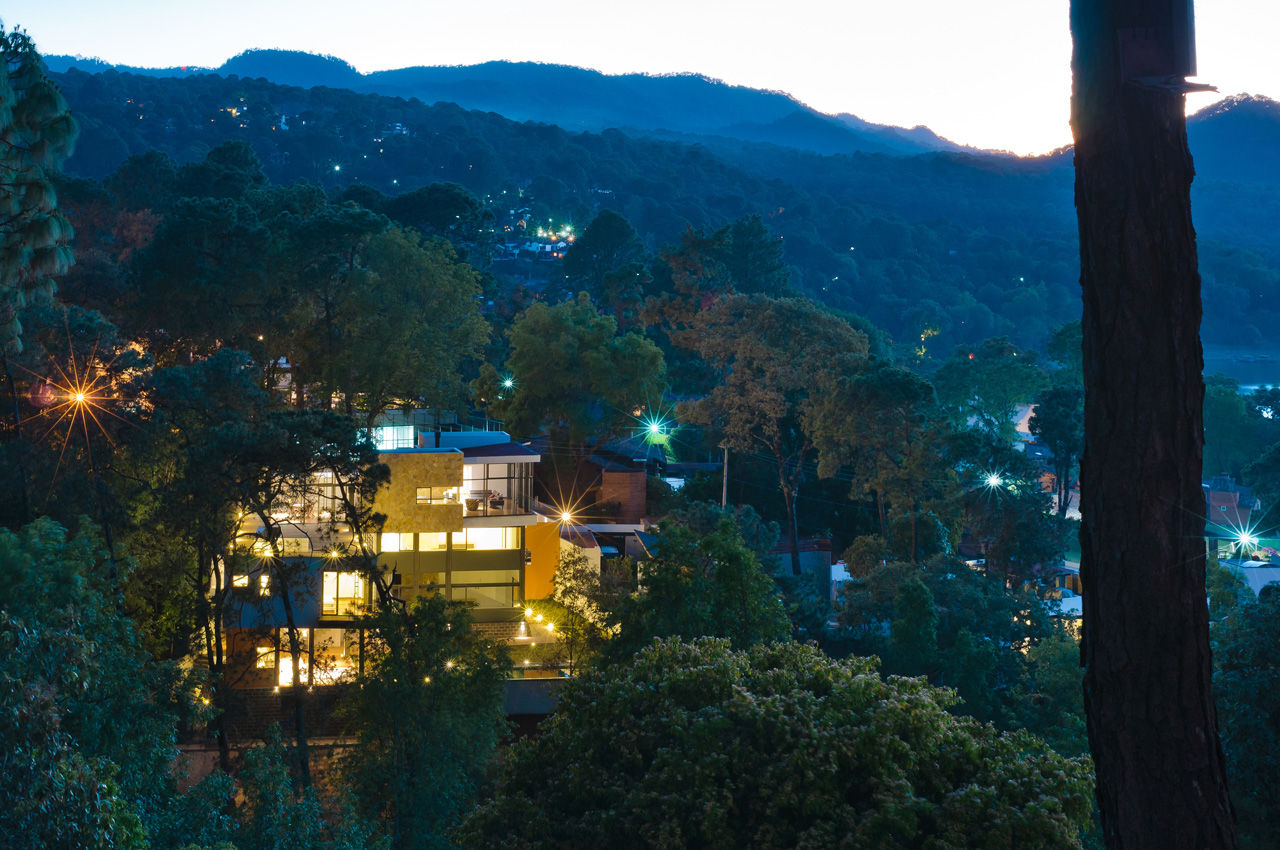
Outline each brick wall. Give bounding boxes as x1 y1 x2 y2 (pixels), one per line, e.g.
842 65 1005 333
600 469 646 523
218 685 352 742
475 620 524 641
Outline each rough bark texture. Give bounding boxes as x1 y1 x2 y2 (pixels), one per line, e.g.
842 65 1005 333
1071 2 1237 848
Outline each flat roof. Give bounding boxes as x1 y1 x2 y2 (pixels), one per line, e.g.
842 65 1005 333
462 442 541 462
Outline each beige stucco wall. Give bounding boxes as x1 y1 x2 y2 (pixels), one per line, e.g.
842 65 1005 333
376 451 464 532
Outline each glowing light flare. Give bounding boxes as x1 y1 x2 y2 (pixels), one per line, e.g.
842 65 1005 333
545 469 596 527
1236 529 1261 554
24 338 134 491
977 469 1007 493
633 406 676 447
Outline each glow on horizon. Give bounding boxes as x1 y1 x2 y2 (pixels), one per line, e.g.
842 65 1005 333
5 0 1275 155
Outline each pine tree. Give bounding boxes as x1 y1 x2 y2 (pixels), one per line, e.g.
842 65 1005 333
0 26 77 354
0 27 78 524
1071 1 1236 846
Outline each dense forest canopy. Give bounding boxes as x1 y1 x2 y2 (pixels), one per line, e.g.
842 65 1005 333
49 67 1280 353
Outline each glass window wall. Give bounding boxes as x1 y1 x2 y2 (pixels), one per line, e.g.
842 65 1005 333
461 462 533 516
322 571 366 616
451 527 520 550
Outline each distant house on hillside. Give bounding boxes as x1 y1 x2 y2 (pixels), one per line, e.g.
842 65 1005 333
1205 475 1261 551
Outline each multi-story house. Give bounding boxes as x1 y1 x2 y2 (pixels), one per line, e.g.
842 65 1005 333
220 416 558 694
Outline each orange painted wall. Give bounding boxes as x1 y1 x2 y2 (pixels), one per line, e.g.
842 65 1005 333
524 522 560 601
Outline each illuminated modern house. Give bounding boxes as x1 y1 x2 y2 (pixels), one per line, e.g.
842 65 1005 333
221 417 555 692
375 427 542 619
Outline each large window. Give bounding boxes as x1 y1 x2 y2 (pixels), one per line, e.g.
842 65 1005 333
263 628 361 687
277 628 310 687
312 628 358 684
381 532 414 552
461 462 533 516
322 571 366 616
373 425 416 450
416 486 459 505
452 566 521 610
452 527 520 550
418 532 448 551
266 471 347 524
453 584 518 608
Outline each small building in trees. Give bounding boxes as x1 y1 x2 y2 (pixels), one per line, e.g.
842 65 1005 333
1204 475 1261 553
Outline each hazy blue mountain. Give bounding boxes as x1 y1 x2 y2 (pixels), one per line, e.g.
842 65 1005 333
220 49 362 89
46 48 960 156
43 54 200 77
1188 94 1280 186
833 113 984 154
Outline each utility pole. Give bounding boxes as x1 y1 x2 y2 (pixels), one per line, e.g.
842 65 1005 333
720 444 729 508
1071 1 1236 847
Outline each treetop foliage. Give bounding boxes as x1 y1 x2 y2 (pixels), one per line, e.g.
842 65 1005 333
460 638 1094 850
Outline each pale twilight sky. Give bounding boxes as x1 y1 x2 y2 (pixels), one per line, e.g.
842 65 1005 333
6 0 1272 155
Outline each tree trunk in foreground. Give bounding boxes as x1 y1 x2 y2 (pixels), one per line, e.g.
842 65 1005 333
1071 1 1236 847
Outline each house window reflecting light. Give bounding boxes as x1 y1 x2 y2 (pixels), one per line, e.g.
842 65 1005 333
373 425 416 450
277 628 310 687
381 532 414 552
452 527 520 550
416 486 459 505
312 628 357 684
418 532 448 551
322 571 365 616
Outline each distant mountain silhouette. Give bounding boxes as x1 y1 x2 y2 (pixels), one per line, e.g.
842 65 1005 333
45 48 963 157
220 49 361 89
833 114 982 155
1188 94 1280 186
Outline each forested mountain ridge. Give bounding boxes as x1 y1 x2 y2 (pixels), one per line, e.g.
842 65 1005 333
48 62 1280 352
47 48 968 157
